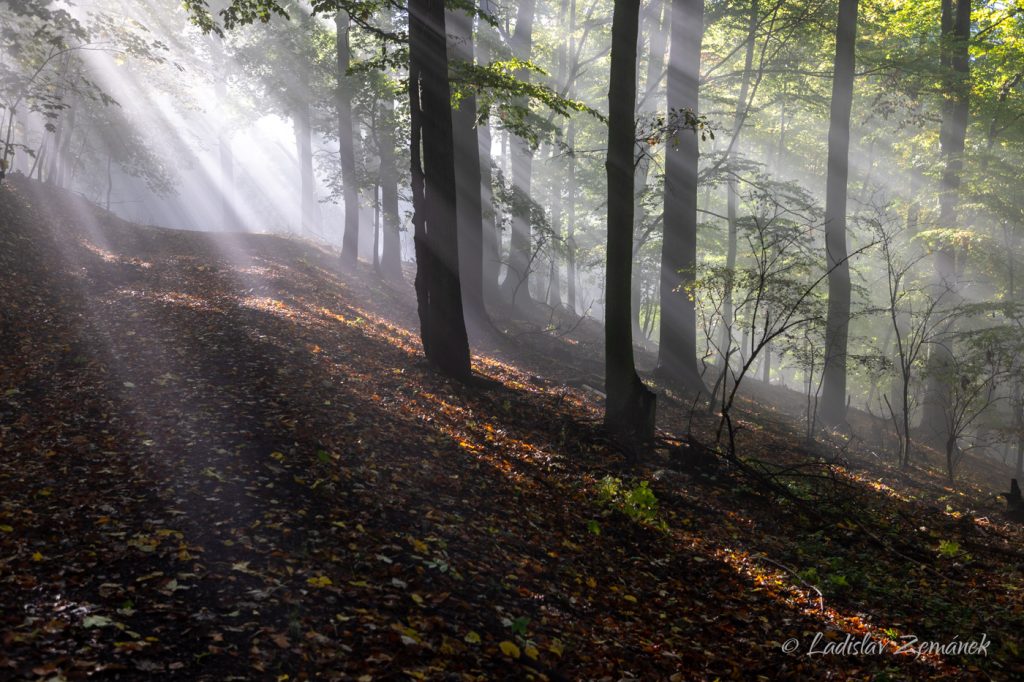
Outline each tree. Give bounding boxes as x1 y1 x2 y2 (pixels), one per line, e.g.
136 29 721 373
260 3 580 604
656 0 707 400
408 0 472 378
920 0 971 445
605 0 656 445
499 0 537 306
819 0 859 429
448 3 487 323
337 10 360 264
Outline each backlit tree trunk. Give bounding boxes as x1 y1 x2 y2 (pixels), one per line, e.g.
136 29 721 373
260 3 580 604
337 11 360 264
606 0 656 443
408 0 472 379
820 0 858 428
656 0 707 399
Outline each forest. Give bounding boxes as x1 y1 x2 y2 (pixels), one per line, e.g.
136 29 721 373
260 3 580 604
2 0 1024 678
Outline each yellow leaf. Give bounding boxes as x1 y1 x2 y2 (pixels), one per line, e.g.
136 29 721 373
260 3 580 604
307 575 332 588
624 594 638 603
32 551 43 562
464 631 481 644
499 641 521 658
0 525 12 533
585 576 596 588
524 645 539 660
410 593 424 604
548 639 565 657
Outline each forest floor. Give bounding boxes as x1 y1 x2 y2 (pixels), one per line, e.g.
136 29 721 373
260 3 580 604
1 176 1023 681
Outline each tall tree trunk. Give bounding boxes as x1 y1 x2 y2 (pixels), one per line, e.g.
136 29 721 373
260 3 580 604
921 0 970 443
548 143 563 309
820 0 859 428
478 0 501 308
337 11 360 263
718 0 758 374
630 0 668 343
408 0 472 379
55 95 76 189
294 92 320 234
656 0 707 399
606 0 656 444
379 95 404 280
448 5 487 322
566 119 578 314
500 0 537 306
547 0 571 312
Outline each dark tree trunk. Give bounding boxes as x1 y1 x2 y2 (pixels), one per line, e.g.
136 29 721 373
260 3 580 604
408 0 472 379
605 0 656 444
921 0 970 443
656 0 706 399
337 11 360 264
820 0 858 428
447 5 487 323
500 0 537 306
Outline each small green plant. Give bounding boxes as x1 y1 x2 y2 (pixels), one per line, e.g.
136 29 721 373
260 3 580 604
937 539 960 558
798 567 820 585
595 477 664 529
597 475 621 503
622 481 659 525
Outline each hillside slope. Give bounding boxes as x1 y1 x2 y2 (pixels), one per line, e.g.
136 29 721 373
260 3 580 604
1 177 1022 680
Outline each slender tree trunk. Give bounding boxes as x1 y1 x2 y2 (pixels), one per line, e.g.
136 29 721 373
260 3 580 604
478 0 501 308
762 343 771 383
630 0 668 344
379 95 404 280
448 5 487 322
820 0 859 428
55 96 76 189
500 0 537 306
719 0 758 373
606 0 656 444
566 120 578 314
656 0 707 399
921 0 970 443
408 0 472 378
548 145 563 309
337 11 360 263
294 95 319 234
373 182 381 271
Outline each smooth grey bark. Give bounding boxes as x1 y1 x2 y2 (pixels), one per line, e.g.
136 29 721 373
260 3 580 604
447 5 487 322
631 0 668 344
566 119 578 314
478 0 501 308
337 11 360 263
606 0 656 443
500 0 537 305
656 0 707 399
921 0 970 443
718 0 758 375
820 0 859 428
379 94 404 280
